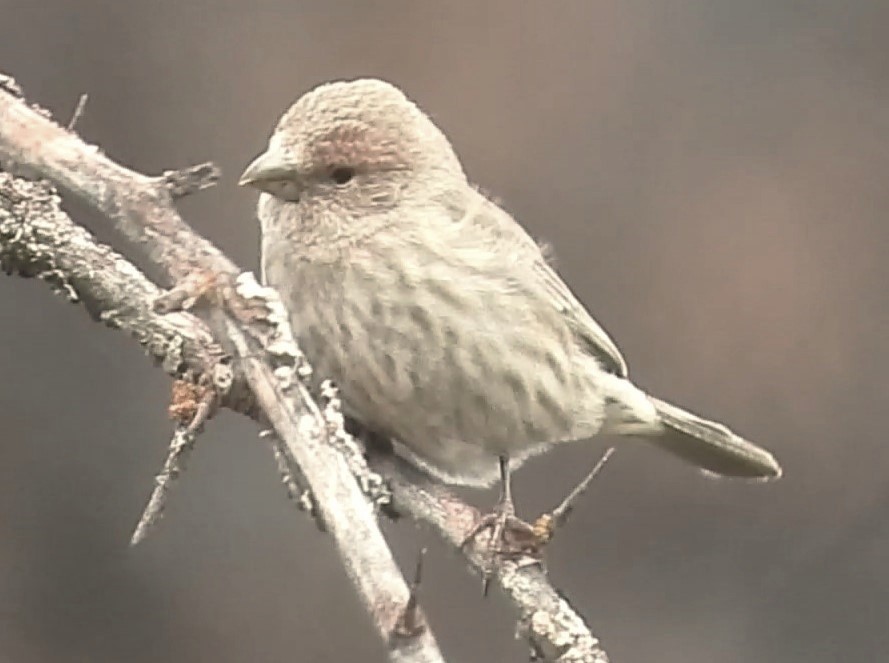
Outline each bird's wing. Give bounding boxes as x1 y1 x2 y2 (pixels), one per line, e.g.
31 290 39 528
459 188 630 377
530 257 629 377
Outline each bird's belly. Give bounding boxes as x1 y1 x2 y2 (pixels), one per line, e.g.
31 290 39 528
278 256 606 484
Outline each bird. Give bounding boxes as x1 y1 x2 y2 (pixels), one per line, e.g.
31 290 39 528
239 78 781 554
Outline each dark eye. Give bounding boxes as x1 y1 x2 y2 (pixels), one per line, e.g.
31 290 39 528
330 167 355 185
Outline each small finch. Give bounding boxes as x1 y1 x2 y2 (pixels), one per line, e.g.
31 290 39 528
240 79 781 514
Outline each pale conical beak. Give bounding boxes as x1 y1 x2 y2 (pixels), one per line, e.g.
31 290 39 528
238 150 299 188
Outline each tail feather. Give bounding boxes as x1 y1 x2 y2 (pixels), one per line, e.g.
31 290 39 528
646 397 782 479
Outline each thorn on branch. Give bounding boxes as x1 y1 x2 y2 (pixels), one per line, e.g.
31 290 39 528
391 547 428 641
66 93 88 131
158 162 221 199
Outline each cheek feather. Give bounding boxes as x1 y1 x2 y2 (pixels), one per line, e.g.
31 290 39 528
267 179 301 202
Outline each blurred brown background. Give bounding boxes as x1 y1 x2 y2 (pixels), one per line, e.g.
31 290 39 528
1 1 887 661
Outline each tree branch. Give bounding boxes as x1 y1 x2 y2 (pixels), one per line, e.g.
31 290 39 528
0 81 444 663
0 75 609 663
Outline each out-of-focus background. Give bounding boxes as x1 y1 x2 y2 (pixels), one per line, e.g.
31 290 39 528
1 1 887 661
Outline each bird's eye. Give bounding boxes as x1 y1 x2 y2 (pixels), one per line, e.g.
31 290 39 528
330 166 355 185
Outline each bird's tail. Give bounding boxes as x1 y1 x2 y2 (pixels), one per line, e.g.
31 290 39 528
644 396 782 479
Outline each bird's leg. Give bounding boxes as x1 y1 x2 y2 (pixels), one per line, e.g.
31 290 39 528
461 456 542 593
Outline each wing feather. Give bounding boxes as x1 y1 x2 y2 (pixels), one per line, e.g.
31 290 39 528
453 188 629 377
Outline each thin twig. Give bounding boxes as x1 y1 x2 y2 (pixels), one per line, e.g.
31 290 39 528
130 426 197 546
546 447 616 533
130 381 218 545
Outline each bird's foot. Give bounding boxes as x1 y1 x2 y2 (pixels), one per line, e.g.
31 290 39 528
461 447 617 594
461 496 546 594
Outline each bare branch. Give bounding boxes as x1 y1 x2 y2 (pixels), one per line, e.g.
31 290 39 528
0 83 445 663
0 79 611 662
0 173 225 379
373 452 609 663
